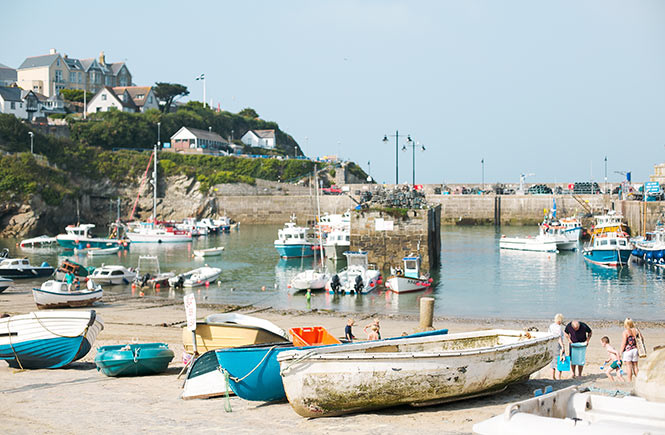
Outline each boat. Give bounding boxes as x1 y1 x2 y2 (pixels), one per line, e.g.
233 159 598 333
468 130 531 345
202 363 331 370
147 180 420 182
0 258 54 279
631 223 665 267
0 277 13 293
0 310 104 369
125 221 193 243
472 385 665 434
540 223 578 251
32 280 103 309
176 217 209 237
133 255 174 288
318 211 351 234
193 246 225 258
182 349 235 400
590 211 629 236
386 255 432 293
499 232 560 253
212 216 233 232
168 266 222 288
216 328 450 403
277 329 557 418
274 221 314 258
54 258 93 281
95 342 174 377
19 235 58 248
182 313 290 354
323 227 350 260
326 251 381 294
289 269 330 292
583 231 632 267
55 223 130 250
198 218 221 233
86 246 121 257
89 265 137 285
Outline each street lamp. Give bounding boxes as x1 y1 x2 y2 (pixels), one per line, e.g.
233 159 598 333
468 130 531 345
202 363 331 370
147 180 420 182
28 131 34 154
402 136 426 186
383 130 409 184
367 160 372 183
196 73 206 107
481 158 485 191
157 122 161 149
604 156 607 194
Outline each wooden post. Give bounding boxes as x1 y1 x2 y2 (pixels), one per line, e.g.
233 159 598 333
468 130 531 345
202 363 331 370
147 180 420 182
419 297 435 331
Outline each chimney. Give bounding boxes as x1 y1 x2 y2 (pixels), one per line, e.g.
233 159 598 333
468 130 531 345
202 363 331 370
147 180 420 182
99 51 106 65
49 48 57 55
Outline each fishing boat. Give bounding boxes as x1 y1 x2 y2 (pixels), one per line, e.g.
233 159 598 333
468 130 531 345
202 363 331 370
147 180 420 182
182 313 290 354
277 329 556 418
274 221 314 258
86 246 121 257
193 246 225 258
176 217 208 237
0 310 104 369
386 255 432 293
89 265 137 285
133 255 174 288
323 227 350 260
473 385 665 434
326 251 381 294
631 224 665 267
289 269 330 292
590 211 629 236
540 223 578 251
583 231 632 267
212 216 233 232
125 221 193 243
54 258 93 281
499 232 560 253
0 258 54 279
216 328 449 403
0 277 13 293
19 235 58 248
168 266 222 288
55 223 130 250
95 342 174 377
32 280 103 309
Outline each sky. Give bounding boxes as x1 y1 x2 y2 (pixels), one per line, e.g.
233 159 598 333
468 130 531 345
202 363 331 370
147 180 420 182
3 1 665 185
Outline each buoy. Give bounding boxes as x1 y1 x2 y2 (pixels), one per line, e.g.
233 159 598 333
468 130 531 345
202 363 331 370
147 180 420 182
377 279 383 285
139 291 144 297
205 281 210 287
428 278 433 283
86 243 91 248
287 284 291 288
155 283 160 288
131 283 136 289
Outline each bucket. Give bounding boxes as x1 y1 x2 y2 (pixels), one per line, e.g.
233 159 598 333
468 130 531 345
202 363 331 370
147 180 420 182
570 342 587 366
557 355 571 372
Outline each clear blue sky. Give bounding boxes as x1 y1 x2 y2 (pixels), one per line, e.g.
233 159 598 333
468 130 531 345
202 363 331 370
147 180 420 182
4 1 665 184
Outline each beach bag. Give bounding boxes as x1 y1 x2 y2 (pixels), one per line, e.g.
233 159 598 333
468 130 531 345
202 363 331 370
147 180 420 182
570 343 587 366
557 355 571 372
637 332 647 358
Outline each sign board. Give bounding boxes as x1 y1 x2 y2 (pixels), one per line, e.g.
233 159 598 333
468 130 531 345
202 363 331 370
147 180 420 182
375 218 394 231
645 181 660 194
184 293 197 332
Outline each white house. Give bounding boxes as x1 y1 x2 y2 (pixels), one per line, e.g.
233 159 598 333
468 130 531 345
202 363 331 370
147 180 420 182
86 86 137 114
0 86 28 119
241 129 276 149
0 63 17 87
112 86 159 112
167 126 229 155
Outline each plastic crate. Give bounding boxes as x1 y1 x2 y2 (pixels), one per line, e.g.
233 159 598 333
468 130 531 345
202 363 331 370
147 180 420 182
289 326 341 346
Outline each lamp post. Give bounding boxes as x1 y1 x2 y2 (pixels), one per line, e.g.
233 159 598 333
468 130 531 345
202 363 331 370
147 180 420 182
604 156 607 194
196 74 206 107
157 122 161 149
383 130 409 184
28 131 34 154
402 137 426 186
481 158 485 191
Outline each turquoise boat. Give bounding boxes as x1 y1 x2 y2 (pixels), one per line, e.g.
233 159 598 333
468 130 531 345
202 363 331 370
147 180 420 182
95 343 174 377
216 328 449 402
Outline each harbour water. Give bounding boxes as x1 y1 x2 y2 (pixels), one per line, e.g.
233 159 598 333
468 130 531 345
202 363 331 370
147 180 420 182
3 225 665 320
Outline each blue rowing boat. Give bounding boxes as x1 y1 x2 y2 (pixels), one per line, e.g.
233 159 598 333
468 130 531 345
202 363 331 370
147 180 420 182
216 328 449 402
95 343 174 377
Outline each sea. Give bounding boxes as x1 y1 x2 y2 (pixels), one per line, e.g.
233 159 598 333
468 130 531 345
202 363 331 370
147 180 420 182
3 225 664 321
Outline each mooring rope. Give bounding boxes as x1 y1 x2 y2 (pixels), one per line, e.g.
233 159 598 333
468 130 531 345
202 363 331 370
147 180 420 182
228 345 278 383
31 312 89 339
279 349 318 375
6 316 25 372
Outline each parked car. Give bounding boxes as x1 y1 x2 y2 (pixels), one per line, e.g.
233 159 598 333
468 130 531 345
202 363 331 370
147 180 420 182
322 185 343 195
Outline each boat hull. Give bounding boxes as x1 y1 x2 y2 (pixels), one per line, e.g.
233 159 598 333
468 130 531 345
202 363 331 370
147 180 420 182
0 310 103 369
583 248 632 267
32 287 103 309
182 350 233 400
0 278 12 293
274 244 314 258
323 244 348 260
95 343 174 377
278 330 556 418
182 323 289 354
0 267 55 279
499 237 558 253
386 276 431 293
56 236 129 250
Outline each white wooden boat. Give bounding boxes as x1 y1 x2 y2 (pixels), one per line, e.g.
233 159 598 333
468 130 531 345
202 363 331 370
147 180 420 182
0 310 104 369
89 265 137 285
326 251 381 294
386 255 432 293
323 227 350 260
193 246 225 258
0 277 12 293
32 280 103 309
499 234 560 253
125 223 193 243
278 329 557 418
86 246 120 257
19 235 58 248
289 269 330 292
169 266 222 288
473 386 665 434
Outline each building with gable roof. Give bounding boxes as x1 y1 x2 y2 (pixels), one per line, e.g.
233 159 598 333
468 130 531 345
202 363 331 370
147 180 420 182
0 86 43 120
86 86 138 114
0 63 17 87
241 129 276 149
17 49 132 98
168 127 229 155
112 86 158 112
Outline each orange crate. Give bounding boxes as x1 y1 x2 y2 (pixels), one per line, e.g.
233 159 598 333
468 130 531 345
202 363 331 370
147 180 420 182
289 326 341 347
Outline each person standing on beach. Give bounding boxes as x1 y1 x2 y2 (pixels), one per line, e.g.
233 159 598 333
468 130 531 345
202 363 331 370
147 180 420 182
619 318 643 382
548 313 566 380
564 320 592 378
345 319 356 341
364 319 381 340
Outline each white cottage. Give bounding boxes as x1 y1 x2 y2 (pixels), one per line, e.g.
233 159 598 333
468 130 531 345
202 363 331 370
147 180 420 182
168 127 229 155
0 86 27 118
241 129 276 149
86 86 137 114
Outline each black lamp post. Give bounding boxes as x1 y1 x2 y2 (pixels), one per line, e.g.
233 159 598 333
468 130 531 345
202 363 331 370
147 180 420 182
402 136 426 186
383 130 409 184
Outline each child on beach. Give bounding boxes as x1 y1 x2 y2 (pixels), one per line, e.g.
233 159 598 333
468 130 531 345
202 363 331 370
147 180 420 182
601 336 625 382
345 319 356 341
364 318 381 340
366 325 380 340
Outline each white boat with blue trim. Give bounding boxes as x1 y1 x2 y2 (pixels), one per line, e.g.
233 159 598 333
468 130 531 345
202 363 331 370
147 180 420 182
326 251 381 294
386 255 432 293
32 280 103 309
55 223 129 250
274 221 314 258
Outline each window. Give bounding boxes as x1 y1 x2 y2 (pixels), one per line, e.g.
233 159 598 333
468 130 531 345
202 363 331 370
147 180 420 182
136 94 145 100
56 58 60 66
148 96 153 103
69 72 77 83
105 75 112 86
55 70 63 83
10 102 15 109
78 72 82 83
101 94 107 101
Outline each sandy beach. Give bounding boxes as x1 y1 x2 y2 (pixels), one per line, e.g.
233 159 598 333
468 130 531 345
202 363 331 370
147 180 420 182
1 286 663 435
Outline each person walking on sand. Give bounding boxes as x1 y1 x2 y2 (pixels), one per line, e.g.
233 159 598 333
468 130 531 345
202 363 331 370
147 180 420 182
345 319 356 341
364 318 381 340
565 320 592 378
600 336 625 382
548 313 566 380
619 318 643 382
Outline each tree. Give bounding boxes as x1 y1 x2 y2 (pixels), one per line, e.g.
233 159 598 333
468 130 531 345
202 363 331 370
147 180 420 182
60 89 94 103
154 82 189 113
238 107 259 119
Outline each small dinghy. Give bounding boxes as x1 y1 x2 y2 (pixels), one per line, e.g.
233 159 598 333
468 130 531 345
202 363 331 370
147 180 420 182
19 235 58 248
182 350 235 400
87 246 120 257
0 310 104 369
133 255 174 289
95 343 174 377
89 265 137 285
169 266 222 288
0 277 12 293
277 329 556 417
289 269 330 292
0 258 55 279
499 234 560 253
32 280 103 309
193 247 224 258
473 385 665 434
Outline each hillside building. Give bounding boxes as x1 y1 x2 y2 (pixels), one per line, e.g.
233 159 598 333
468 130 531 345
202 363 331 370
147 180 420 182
241 129 276 149
167 127 229 155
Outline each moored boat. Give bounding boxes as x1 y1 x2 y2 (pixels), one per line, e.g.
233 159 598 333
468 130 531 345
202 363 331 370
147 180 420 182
386 255 432 293
590 211 629 236
631 224 665 267
326 251 381 294
32 280 103 309
55 223 129 250
289 269 330 292
169 266 222 288
499 234 560 253
19 235 58 248
278 329 556 418
125 221 193 243
323 227 350 260
89 265 137 285
0 277 13 293
0 258 54 279
583 231 632 267
95 342 174 377
182 349 234 400
0 310 104 369
87 246 121 257
193 246 224 258
274 221 314 258
133 255 174 288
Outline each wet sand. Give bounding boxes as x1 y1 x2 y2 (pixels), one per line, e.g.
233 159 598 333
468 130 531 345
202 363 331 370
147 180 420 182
1 288 663 434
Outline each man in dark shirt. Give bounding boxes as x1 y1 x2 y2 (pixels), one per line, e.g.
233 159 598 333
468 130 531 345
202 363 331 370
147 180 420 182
565 320 593 377
345 319 355 341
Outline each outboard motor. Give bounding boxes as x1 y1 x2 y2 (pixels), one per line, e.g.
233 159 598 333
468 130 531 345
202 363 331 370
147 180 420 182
330 274 341 293
140 273 151 288
353 275 364 294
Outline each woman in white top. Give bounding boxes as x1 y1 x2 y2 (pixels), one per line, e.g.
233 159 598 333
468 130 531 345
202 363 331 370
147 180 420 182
548 313 566 380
